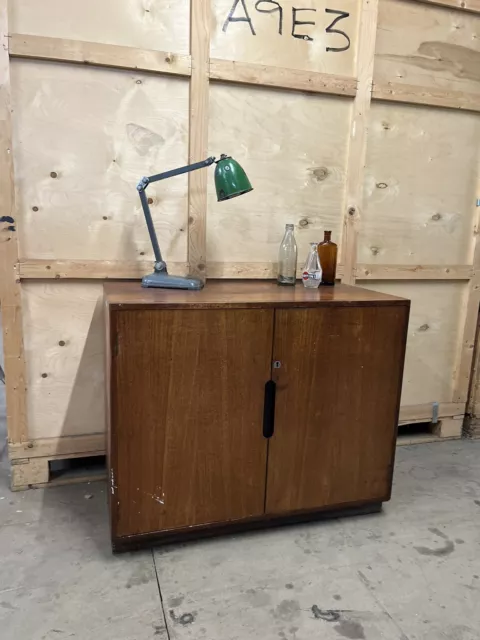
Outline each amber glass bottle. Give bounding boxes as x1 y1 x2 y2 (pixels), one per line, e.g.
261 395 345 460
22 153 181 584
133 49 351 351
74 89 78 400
318 231 338 286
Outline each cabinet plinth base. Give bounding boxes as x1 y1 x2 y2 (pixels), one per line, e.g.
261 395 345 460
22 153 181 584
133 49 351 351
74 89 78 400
112 500 383 553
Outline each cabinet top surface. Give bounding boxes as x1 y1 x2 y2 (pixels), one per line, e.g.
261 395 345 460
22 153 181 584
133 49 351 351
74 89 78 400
104 281 409 309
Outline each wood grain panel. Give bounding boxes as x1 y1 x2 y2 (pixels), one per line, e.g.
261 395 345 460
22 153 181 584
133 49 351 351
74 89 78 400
9 0 190 53
22 282 105 439
111 308 273 537
266 305 409 513
210 0 360 76
375 0 480 96
357 281 466 407
361 102 480 265
104 281 408 309
207 83 351 265
11 59 189 263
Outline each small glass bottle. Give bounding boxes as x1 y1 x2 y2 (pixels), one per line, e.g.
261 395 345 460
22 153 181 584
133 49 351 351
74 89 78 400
302 243 322 289
277 224 297 286
318 231 338 286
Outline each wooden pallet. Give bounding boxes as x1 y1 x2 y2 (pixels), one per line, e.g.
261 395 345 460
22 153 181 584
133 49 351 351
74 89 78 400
10 452 106 491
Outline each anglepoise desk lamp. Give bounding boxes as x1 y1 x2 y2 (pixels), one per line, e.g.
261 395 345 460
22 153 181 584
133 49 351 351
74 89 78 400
137 154 253 290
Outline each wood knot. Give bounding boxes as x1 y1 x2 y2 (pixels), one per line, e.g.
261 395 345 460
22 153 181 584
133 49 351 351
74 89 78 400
431 213 442 221
58 340 66 347
376 183 388 189
102 216 108 220
140 251 145 256
32 206 39 212
165 55 174 64
197 263 206 271
147 198 154 205
348 207 356 216
382 122 390 130
310 166 329 182
50 171 58 179
419 324 430 332
46 265 51 270
41 373 48 378
299 218 309 228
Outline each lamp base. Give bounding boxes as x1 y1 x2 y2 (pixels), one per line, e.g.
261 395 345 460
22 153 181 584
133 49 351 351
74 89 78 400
141 272 204 290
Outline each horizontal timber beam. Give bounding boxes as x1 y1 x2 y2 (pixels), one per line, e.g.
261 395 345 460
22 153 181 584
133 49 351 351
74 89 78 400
18 260 473 281
399 402 465 424
210 59 357 98
356 264 473 280
9 433 106 460
411 0 480 14
9 33 192 77
17 260 346 280
208 263 347 279
16 259 188 279
373 82 480 114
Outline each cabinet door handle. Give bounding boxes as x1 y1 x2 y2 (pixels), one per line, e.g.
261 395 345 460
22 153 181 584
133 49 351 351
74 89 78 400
263 380 276 439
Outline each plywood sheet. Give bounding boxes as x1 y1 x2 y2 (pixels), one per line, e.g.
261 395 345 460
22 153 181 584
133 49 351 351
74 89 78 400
375 0 480 95
207 83 350 264
360 102 480 265
22 282 105 439
9 0 189 54
363 281 467 406
11 59 189 263
211 0 360 75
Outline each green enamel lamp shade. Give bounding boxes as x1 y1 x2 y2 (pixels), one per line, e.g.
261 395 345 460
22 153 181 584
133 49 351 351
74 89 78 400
215 154 253 202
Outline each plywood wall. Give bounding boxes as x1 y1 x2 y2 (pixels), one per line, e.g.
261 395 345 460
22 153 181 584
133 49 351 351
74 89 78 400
210 0 360 74
207 84 351 265
12 61 190 264
375 0 480 96
9 0 191 52
2 0 480 456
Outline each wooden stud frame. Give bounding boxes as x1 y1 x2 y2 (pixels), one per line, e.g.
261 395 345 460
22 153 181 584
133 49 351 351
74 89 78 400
1 0 480 485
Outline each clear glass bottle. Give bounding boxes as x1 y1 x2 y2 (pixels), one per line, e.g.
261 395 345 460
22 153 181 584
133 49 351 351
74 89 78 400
302 243 322 289
318 231 338 286
277 224 297 286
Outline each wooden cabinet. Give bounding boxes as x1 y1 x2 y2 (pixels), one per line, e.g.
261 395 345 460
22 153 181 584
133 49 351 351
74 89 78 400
105 282 409 551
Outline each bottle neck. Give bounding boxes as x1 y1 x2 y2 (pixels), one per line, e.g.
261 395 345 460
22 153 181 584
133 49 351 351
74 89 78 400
324 231 332 242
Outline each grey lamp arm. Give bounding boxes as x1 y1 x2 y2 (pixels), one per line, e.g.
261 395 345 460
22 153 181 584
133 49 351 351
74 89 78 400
136 156 216 270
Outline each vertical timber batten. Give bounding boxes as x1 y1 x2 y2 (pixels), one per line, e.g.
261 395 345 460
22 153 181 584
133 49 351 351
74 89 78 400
342 0 379 285
187 0 210 281
0 0 28 444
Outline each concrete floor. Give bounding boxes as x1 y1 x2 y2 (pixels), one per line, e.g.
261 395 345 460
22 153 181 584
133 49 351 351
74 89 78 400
1 376 480 639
